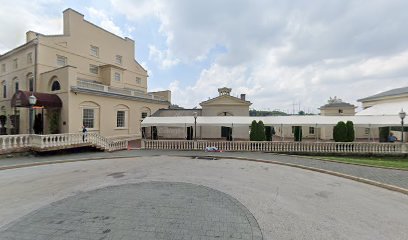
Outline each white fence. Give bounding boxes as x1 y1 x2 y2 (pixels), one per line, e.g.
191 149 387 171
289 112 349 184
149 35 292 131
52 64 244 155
0 133 128 153
143 140 407 155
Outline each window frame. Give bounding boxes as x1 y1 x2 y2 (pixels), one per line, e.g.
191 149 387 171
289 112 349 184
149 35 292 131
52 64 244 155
90 45 99 57
2 82 7 99
116 110 126 128
89 64 99 74
114 72 121 81
309 127 315 134
136 77 141 84
56 55 67 67
115 55 122 65
13 59 18 69
82 108 95 129
27 52 33 64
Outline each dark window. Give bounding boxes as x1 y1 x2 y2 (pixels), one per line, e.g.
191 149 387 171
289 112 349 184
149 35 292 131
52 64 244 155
338 109 343 114
3 85 6 98
15 82 19 92
141 112 148 118
51 81 61 91
29 78 34 91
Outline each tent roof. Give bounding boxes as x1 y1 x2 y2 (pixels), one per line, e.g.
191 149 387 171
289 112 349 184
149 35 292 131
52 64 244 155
141 115 402 128
356 101 408 116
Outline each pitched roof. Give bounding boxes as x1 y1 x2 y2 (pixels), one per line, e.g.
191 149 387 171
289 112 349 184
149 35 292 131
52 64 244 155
199 95 252 106
319 102 356 110
358 86 408 102
151 109 202 117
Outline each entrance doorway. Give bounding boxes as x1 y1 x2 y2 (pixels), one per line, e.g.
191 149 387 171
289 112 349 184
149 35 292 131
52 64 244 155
186 126 193 140
221 126 232 141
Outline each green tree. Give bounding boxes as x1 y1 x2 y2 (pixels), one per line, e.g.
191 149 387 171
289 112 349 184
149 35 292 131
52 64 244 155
346 121 355 142
294 126 302 141
48 110 60 134
333 121 347 142
258 121 266 141
250 120 257 141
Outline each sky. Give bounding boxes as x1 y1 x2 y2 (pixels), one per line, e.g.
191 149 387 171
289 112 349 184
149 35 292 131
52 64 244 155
1 0 408 114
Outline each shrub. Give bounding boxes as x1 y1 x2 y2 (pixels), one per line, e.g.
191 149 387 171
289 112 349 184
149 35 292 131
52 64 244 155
48 110 60 134
250 120 257 141
333 121 347 142
346 121 355 142
258 121 266 141
294 126 302 141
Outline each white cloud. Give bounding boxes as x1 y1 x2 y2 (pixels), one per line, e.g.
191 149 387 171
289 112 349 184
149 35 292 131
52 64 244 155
148 45 179 69
87 7 125 37
0 1 62 53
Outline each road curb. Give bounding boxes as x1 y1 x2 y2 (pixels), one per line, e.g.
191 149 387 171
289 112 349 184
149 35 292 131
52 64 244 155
0 155 136 171
193 155 408 196
276 153 408 171
1 152 407 196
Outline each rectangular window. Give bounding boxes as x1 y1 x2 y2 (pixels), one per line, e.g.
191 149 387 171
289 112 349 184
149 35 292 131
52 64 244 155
115 55 122 65
90 45 99 57
309 127 315 134
365 128 370 135
83 109 94 128
15 82 19 92
13 59 18 69
114 72 121 81
136 77 141 84
1 64 5 73
3 84 6 98
27 52 33 64
141 112 148 119
116 111 125 127
56 55 67 67
89 64 99 74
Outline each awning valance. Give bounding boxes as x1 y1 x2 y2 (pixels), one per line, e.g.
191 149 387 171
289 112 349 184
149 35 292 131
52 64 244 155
141 115 403 128
11 91 62 108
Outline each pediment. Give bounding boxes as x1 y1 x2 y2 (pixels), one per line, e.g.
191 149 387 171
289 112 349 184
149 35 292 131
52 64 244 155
200 95 251 106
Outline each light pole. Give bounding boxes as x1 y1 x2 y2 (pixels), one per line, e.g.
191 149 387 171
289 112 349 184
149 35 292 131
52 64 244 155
28 94 37 134
193 112 197 141
399 109 406 143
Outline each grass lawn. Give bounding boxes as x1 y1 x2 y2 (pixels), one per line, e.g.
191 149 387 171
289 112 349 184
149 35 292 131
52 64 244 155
311 156 408 169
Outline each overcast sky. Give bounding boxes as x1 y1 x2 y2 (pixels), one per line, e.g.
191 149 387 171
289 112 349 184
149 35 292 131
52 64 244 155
1 0 408 113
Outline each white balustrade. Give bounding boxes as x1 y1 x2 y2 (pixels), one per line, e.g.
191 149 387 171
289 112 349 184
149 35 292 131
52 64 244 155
142 140 405 155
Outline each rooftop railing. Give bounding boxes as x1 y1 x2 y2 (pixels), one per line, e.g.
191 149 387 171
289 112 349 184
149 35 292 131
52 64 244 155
76 80 167 102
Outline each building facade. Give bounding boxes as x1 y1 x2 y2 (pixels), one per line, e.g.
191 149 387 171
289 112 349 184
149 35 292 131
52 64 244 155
0 9 170 139
150 87 252 140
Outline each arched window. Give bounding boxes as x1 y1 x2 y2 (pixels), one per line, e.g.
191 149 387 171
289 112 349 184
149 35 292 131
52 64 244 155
27 73 34 92
51 81 61 91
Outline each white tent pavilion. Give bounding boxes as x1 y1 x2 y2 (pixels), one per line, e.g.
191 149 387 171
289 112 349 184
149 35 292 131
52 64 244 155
141 115 402 128
356 101 408 116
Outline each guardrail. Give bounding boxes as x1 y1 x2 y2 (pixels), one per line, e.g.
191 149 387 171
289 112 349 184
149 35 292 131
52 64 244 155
142 140 407 155
0 133 128 154
76 80 166 101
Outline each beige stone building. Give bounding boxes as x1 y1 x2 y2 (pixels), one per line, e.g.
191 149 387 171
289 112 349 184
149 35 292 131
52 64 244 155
151 87 252 140
0 9 170 139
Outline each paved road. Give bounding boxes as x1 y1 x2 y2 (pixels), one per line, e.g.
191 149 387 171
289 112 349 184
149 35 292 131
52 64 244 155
0 156 407 239
1 149 407 190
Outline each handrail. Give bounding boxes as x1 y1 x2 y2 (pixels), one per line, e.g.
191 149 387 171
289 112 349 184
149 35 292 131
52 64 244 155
76 80 167 101
0 133 128 153
142 140 407 155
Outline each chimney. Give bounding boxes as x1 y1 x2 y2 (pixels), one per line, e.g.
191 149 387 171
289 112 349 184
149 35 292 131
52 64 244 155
240 94 246 101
